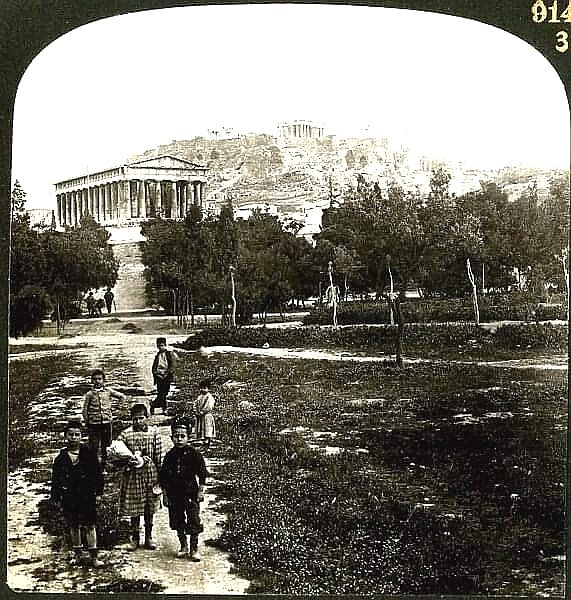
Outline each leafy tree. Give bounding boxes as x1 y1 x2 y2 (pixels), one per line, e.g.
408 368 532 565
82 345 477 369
9 183 118 336
457 183 514 293
417 169 482 296
212 199 239 324
43 215 119 333
333 245 361 300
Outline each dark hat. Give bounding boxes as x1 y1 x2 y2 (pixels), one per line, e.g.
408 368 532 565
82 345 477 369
130 402 149 417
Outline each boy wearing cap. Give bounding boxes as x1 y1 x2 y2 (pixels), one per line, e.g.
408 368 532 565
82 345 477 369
151 337 177 415
50 420 104 567
82 368 126 472
160 421 208 561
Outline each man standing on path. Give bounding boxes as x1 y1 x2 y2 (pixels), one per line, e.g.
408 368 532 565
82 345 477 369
117 402 163 551
104 287 115 314
151 337 177 416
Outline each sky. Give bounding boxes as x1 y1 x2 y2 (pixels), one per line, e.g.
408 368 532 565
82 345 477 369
11 3 570 210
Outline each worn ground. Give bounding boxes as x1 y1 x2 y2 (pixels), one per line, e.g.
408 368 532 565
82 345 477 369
8 325 250 594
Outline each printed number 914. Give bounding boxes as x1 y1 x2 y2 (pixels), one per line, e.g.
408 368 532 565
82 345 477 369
531 0 570 52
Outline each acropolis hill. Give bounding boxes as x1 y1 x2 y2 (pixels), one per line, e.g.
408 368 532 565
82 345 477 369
127 123 560 222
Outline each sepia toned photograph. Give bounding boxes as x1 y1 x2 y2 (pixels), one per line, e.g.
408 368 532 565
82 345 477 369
5 1 569 595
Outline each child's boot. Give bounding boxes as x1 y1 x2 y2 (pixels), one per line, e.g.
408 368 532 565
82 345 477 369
128 521 140 551
88 548 104 568
144 524 157 550
189 536 200 562
176 532 189 558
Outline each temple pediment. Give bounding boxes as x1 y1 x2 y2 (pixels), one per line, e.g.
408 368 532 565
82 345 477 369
128 155 207 170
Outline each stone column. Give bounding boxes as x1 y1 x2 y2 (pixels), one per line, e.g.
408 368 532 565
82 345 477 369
69 192 74 226
144 181 151 217
190 181 197 206
137 179 147 219
155 181 162 216
94 186 100 222
99 185 105 221
112 182 119 221
129 181 137 218
201 181 206 207
170 181 177 218
182 181 188 215
70 191 77 226
64 193 70 225
105 183 111 220
76 190 83 222
63 193 68 225
118 180 130 222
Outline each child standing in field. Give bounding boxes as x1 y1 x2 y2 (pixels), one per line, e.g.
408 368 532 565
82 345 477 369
50 420 104 567
195 379 216 447
151 337 177 415
117 402 163 551
82 368 126 471
160 421 208 561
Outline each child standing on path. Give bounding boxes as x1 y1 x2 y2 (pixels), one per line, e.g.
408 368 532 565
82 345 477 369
50 420 104 568
195 379 216 448
82 368 126 471
117 402 163 551
151 337 177 416
160 421 208 561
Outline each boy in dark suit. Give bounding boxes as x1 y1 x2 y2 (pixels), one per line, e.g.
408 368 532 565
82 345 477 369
159 421 208 561
50 420 104 567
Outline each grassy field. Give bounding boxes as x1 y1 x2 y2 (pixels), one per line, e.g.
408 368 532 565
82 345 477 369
171 351 566 595
8 326 566 595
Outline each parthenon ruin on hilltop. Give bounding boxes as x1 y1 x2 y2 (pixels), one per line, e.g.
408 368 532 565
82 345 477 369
55 155 209 227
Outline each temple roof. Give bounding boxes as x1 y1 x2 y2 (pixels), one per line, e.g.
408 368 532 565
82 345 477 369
127 154 207 170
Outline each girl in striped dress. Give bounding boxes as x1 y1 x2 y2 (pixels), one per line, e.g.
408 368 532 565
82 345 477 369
195 380 216 448
117 402 163 551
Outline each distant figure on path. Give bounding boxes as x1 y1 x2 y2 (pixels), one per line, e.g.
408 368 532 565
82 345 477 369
104 287 115 314
50 420 104 568
151 337 177 415
195 379 216 448
95 297 105 317
82 368 126 472
85 291 96 317
160 421 208 561
117 402 163 551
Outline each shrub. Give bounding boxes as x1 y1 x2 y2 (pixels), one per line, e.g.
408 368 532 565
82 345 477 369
10 285 51 337
303 297 568 326
179 322 567 358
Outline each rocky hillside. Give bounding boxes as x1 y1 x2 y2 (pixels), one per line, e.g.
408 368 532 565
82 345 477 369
128 134 565 215
128 134 396 212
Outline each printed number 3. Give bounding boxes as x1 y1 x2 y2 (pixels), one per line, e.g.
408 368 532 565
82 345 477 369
555 30 569 52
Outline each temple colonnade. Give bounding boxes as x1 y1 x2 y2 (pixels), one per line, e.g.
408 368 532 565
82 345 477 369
55 156 209 228
278 120 323 139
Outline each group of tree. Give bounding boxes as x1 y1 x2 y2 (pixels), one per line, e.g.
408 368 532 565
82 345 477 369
315 168 570 302
10 181 119 336
141 202 316 326
141 167 568 326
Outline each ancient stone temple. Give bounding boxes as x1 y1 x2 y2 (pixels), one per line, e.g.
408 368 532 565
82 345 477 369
278 120 324 139
55 155 209 227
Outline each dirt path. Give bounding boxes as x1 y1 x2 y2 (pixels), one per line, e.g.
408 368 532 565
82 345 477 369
8 333 249 594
